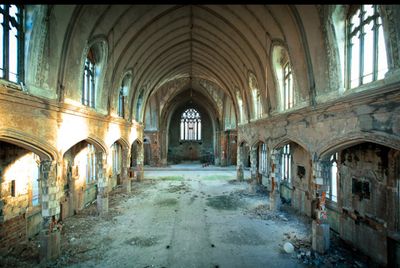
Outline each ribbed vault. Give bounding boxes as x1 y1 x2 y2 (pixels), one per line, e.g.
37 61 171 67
56 5 326 122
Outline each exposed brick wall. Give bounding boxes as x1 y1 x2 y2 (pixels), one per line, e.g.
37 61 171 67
0 214 27 251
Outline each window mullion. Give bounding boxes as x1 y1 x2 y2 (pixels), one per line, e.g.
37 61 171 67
3 5 9 80
359 7 365 86
372 6 379 81
347 21 352 89
17 5 23 83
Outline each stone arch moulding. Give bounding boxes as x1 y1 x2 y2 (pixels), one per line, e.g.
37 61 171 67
131 138 143 146
62 134 108 156
0 128 58 160
316 131 400 159
270 135 310 152
250 139 266 149
110 137 130 151
238 139 250 147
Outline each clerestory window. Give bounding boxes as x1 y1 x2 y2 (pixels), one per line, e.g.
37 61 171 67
82 48 96 107
118 88 125 118
0 4 24 83
180 108 201 141
283 62 294 110
347 5 388 89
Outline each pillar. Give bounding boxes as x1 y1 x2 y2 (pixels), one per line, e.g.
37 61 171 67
269 149 281 211
96 152 108 215
121 148 131 193
250 147 258 183
160 129 168 166
39 160 61 262
236 144 244 181
220 131 227 167
311 159 330 253
136 142 144 181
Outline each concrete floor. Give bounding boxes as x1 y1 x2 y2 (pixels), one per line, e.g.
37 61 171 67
59 166 310 268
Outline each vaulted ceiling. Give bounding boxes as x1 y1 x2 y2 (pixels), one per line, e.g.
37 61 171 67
27 5 327 123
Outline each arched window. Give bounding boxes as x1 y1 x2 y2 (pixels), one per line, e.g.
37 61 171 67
281 144 292 183
272 45 295 111
0 4 24 83
82 48 96 107
236 90 243 123
283 62 293 110
347 5 388 89
180 108 201 141
328 153 338 202
118 88 125 118
249 73 261 119
136 90 144 122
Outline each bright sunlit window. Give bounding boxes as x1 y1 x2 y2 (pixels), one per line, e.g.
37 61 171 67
281 144 292 183
328 153 338 202
347 5 388 89
82 48 96 108
180 108 201 141
0 4 24 83
283 62 294 110
259 143 267 174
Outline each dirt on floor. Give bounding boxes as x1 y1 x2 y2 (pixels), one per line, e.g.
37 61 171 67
0 170 377 268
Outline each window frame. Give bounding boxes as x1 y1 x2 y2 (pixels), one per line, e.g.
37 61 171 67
283 61 293 110
346 4 387 89
281 144 292 184
259 143 267 175
0 4 24 84
118 87 125 118
180 108 202 142
82 49 96 108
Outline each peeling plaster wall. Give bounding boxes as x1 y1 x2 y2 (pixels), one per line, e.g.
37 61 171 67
291 143 312 217
238 85 400 266
0 83 140 250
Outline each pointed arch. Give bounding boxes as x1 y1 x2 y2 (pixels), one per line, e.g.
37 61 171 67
0 129 58 160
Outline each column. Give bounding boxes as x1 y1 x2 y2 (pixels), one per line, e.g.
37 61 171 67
39 160 61 261
136 142 144 181
311 159 330 253
236 144 244 181
121 148 131 193
250 147 258 183
214 131 221 166
96 152 108 215
220 131 227 167
269 149 281 211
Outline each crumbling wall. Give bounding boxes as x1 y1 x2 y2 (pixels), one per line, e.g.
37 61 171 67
0 142 41 250
291 143 312 217
339 142 396 265
143 132 161 166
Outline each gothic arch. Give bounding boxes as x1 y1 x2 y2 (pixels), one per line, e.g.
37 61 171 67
0 128 58 160
317 131 400 159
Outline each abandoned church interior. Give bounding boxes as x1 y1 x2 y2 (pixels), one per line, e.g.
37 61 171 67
1 4 400 267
